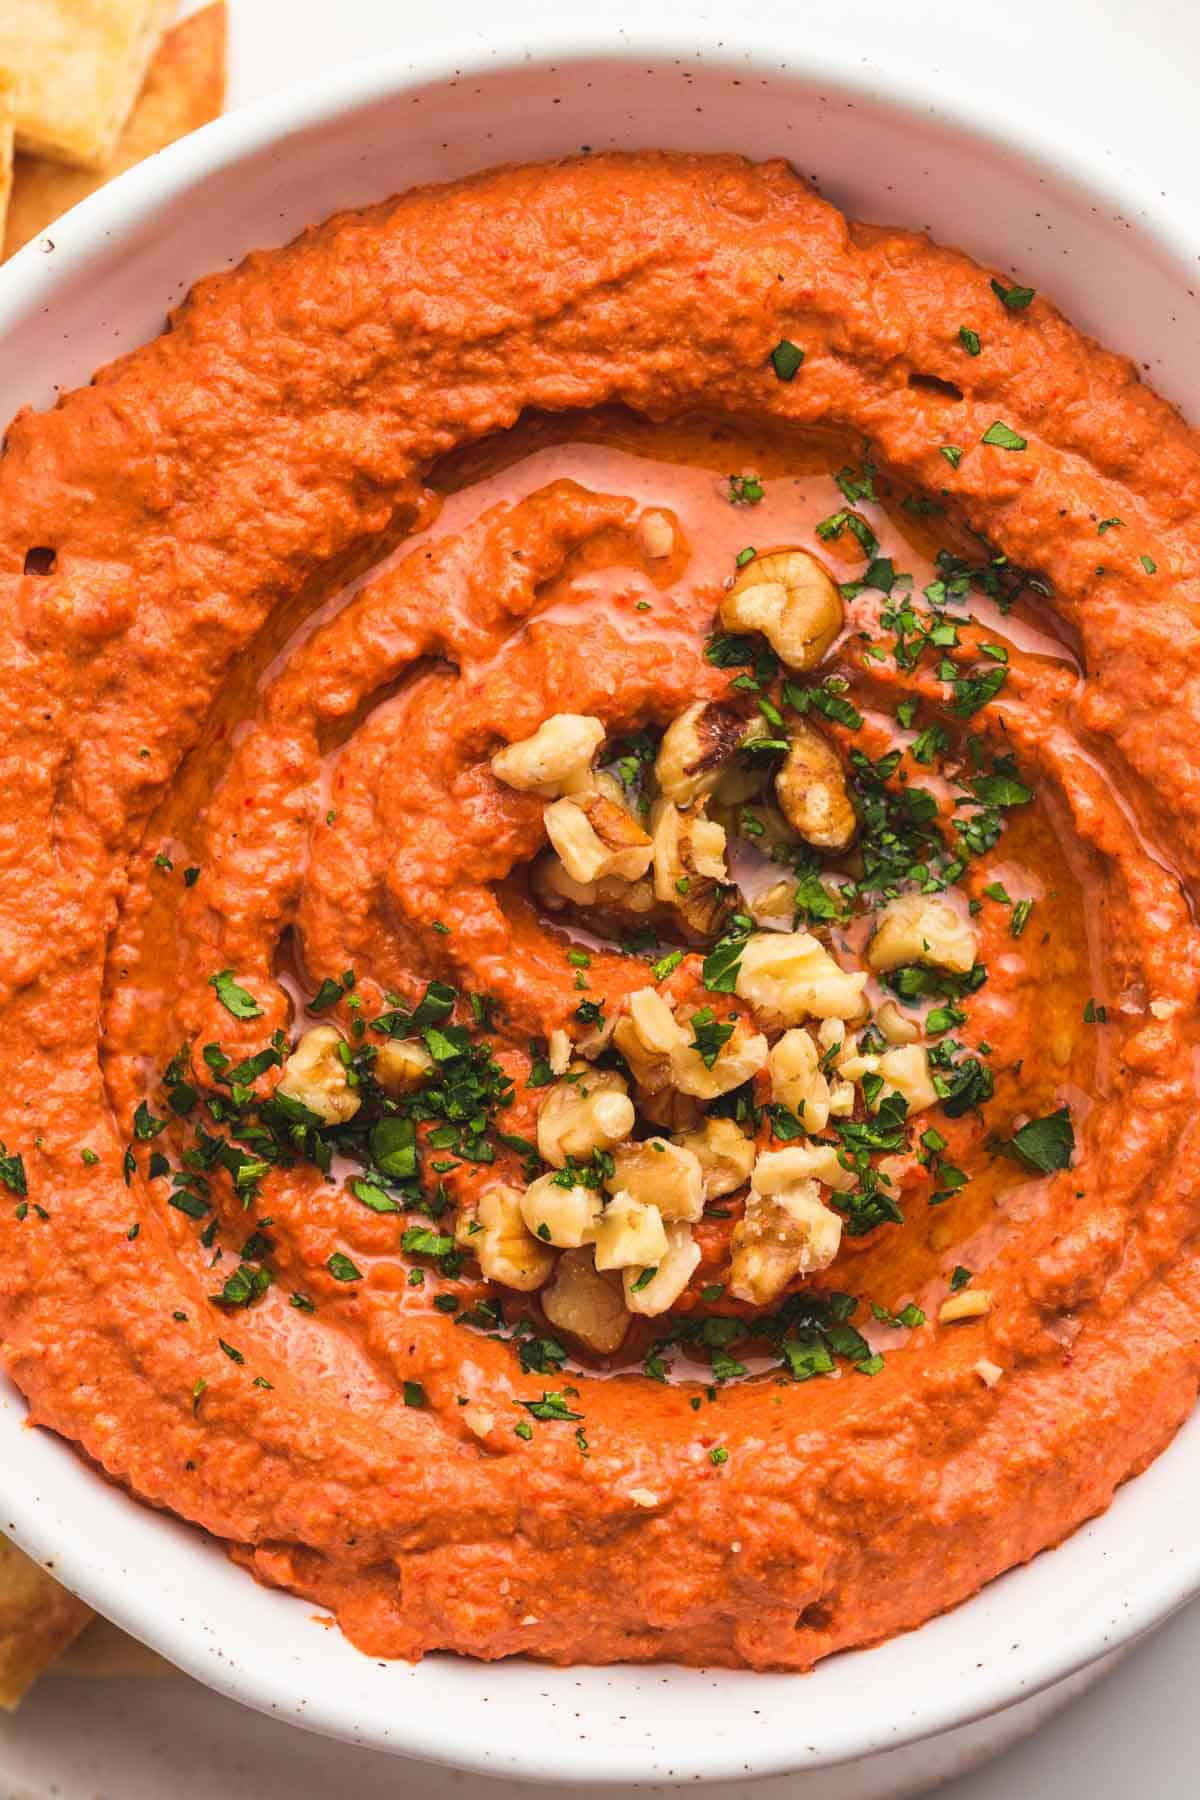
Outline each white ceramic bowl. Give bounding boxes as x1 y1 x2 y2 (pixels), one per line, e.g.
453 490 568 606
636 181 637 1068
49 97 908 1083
3 24 1199 1791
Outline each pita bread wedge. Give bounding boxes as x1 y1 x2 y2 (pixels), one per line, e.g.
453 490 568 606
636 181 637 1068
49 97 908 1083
0 0 176 171
0 1535 92 1709
5 3 226 259
0 70 13 246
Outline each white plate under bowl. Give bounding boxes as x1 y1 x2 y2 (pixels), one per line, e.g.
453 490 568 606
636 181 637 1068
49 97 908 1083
2 21 1199 1791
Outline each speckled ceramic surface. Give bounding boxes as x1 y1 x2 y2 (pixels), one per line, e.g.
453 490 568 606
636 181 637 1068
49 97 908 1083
2 16 1200 1787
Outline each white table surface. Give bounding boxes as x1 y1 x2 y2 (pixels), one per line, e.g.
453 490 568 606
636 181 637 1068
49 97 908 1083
5 0 1200 1793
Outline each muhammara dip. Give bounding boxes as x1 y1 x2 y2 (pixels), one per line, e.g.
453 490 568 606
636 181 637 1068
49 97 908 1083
0 153 1197 1669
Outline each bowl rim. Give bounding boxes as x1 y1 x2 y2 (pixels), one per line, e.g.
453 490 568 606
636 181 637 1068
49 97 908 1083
3 17 1200 1785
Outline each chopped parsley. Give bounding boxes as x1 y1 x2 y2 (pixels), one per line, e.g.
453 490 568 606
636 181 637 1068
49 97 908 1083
770 339 805 380
871 1300 926 1329
971 769 1032 807
212 1262 271 1308
726 474 764 506
0 1143 28 1197
309 976 347 1012
401 1225 455 1258
1010 898 1033 937
326 1251 363 1282
352 1177 403 1214
517 1390 584 1423
701 915 753 993
518 1333 568 1376
132 1099 166 1140
1006 1106 1075 1174
689 1007 735 1069
990 278 1036 311
981 421 1027 451
208 970 263 1020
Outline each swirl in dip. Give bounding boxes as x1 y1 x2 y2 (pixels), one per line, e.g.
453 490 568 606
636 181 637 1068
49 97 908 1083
1 153 1197 1669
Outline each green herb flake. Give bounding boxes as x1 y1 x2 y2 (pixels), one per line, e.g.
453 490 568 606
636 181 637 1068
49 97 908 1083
352 1177 403 1214
518 1390 584 1423
132 1099 166 1140
958 326 981 355
0 1144 28 1198
727 474 764 506
401 1225 455 1259
701 917 752 994
770 339 805 381
370 1115 417 1182
326 1250 363 1282
981 421 1027 451
991 278 1036 311
1007 1106 1075 1174
689 1006 736 1069
212 1262 272 1309
208 970 263 1020
971 771 1032 807
168 1190 210 1220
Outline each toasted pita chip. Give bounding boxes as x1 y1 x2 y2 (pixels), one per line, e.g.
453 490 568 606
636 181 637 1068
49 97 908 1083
0 1535 92 1709
0 70 13 245
55 1614 174 1679
0 0 176 171
5 3 226 260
